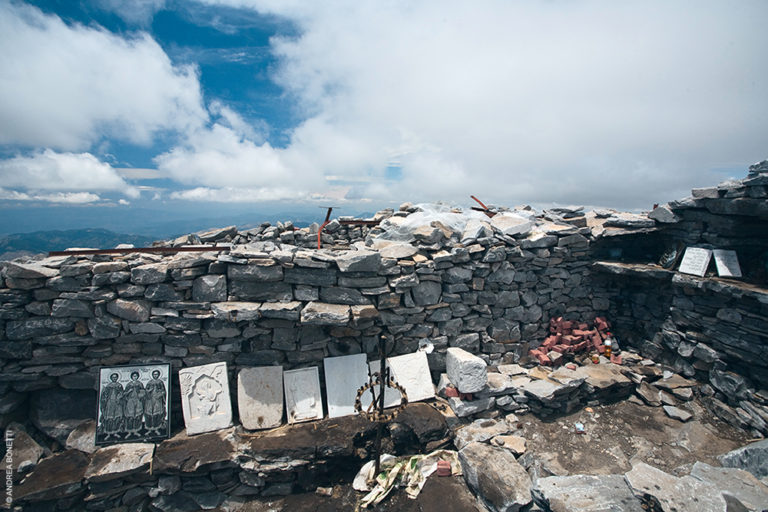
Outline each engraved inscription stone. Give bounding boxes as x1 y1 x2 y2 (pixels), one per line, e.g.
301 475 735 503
179 362 232 435
324 354 369 419
678 247 712 277
387 351 435 402
238 366 284 430
713 249 742 278
284 367 323 424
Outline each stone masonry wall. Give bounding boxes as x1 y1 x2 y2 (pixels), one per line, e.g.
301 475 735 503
0 214 601 436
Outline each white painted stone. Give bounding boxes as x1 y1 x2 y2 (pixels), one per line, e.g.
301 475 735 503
179 362 232 435
387 351 435 402
238 366 284 430
359 361 406 410
324 354 370 418
446 347 488 394
713 249 742 277
284 367 323 424
678 247 712 277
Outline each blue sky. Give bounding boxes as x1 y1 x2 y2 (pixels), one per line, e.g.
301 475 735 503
0 0 767 237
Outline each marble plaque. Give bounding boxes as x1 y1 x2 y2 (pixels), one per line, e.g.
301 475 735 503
324 354 370 418
95 364 171 446
713 249 742 278
359 361 405 411
284 367 323 424
387 351 435 402
179 362 232 435
678 247 712 277
238 366 284 430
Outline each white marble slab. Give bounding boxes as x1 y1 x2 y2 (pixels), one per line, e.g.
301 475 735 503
284 367 323 424
324 354 369 418
238 366 284 430
359 361 404 411
678 247 712 277
713 249 742 278
387 351 435 402
179 362 232 435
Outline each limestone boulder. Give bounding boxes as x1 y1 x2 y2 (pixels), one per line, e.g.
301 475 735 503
85 443 155 483
446 347 488 393
300 302 350 325
459 441 532 511
532 474 644 512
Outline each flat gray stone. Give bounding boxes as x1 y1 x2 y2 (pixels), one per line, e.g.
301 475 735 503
284 366 323 423
211 301 261 321
238 366 284 430
690 461 768 512
131 263 168 284
459 441 532 511
300 302 350 325
411 280 442 306
179 362 233 435
65 419 97 453
378 243 419 259
447 396 495 417
193 274 227 302
663 405 693 422
334 249 382 272
454 418 512 450
3 261 58 279
624 462 731 512
533 474 644 512
107 298 150 323
491 212 533 236
227 263 283 282
719 438 768 478
85 442 155 483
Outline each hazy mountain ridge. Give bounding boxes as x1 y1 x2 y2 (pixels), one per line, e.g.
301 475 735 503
0 228 157 260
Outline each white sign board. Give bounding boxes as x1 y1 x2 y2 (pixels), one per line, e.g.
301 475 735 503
284 367 323 424
678 247 712 277
324 354 369 419
713 249 742 278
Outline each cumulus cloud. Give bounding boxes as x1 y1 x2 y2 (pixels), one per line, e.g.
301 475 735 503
0 150 139 198
0 1 207 150
169 186 310 202
193 0 768 209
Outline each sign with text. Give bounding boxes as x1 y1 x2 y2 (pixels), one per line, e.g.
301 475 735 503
678 247 712 277
713 249 742 278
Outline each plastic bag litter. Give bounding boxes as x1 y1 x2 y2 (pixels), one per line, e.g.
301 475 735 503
377 203 491 243
355 449 462 508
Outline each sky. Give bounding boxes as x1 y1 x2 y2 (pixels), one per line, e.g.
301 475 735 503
0 0 767 237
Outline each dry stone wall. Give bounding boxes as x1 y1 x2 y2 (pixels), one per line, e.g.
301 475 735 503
0 209 603 437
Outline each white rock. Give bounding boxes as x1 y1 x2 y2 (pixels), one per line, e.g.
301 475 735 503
238 366 284 430
446 347 488 393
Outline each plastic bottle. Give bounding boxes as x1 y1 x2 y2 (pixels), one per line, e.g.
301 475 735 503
604 333 613 357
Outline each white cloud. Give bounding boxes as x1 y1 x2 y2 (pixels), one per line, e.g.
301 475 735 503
96 0 166 26
193 0 768 209
0 188 101 204
0 150 139 198
0 1 207 150
169 186 310 202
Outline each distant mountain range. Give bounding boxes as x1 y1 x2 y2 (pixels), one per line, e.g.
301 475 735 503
0 229 157 260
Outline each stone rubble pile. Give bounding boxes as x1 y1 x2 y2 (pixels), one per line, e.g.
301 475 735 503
530 315 612 365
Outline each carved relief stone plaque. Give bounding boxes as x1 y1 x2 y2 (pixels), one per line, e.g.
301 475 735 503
238 366 284 430
179 362 232 435
283 367 323 424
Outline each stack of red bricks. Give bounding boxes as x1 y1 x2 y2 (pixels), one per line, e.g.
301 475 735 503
529 316 611 366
